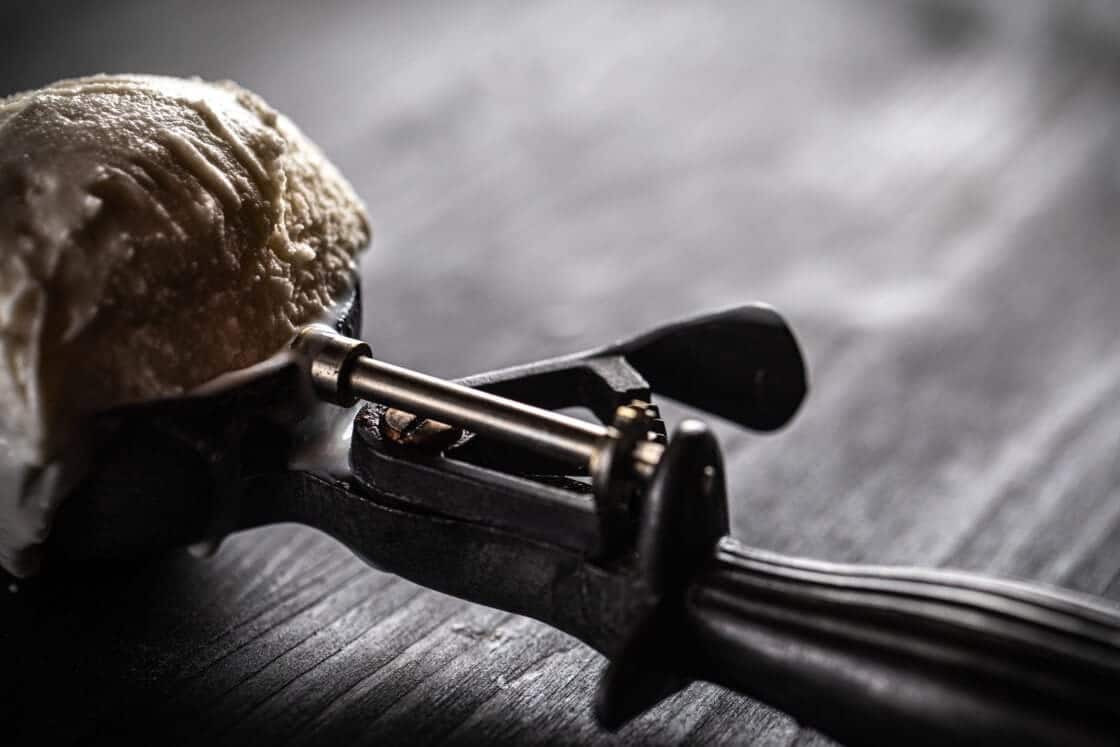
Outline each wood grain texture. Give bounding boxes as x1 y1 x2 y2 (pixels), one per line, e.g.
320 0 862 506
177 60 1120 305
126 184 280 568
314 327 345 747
3 1 1120 744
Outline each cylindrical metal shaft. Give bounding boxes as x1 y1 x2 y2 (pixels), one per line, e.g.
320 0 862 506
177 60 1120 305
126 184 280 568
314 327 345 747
348 356 608 465
295 325 609 467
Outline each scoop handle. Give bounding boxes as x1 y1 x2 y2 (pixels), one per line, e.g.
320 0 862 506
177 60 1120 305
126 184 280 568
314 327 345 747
685 538 1120 746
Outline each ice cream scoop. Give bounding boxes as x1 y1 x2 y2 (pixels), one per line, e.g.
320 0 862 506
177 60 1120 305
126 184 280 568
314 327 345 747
6 86 1115 742
0 74 370 576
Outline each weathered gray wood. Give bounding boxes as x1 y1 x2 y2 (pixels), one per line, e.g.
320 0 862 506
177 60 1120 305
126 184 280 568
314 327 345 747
3 1 1120 744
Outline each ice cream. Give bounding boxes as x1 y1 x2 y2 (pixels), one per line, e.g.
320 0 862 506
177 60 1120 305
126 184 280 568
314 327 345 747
0 74 370 576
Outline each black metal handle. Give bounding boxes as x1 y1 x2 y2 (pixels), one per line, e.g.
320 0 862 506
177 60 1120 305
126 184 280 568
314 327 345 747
685 538 1120 746
610 304 808 431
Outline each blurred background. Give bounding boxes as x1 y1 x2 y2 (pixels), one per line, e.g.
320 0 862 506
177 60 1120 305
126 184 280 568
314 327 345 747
3 1 1120 744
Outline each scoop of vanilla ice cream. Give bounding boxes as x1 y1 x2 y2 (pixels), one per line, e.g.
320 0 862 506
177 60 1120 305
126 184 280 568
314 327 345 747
0 74 370 576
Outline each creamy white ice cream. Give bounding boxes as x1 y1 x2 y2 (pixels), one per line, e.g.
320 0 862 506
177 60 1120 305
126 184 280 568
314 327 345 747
0 74 369 576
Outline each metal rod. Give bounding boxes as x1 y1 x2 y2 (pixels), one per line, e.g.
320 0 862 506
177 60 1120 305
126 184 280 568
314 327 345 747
348 356 607 465
295 326 609 466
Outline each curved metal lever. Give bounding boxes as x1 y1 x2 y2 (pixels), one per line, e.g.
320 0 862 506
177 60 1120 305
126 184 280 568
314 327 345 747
606 304 808 431
459 304 807 433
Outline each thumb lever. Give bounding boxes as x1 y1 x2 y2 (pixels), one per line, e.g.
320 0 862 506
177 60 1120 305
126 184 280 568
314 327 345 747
605 304 808 431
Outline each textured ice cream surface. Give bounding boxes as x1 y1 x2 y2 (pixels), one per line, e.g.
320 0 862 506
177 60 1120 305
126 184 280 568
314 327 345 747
0 74 370 576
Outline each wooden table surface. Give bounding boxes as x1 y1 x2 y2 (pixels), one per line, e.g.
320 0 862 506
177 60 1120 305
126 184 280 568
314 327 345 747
4 1 1120 744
